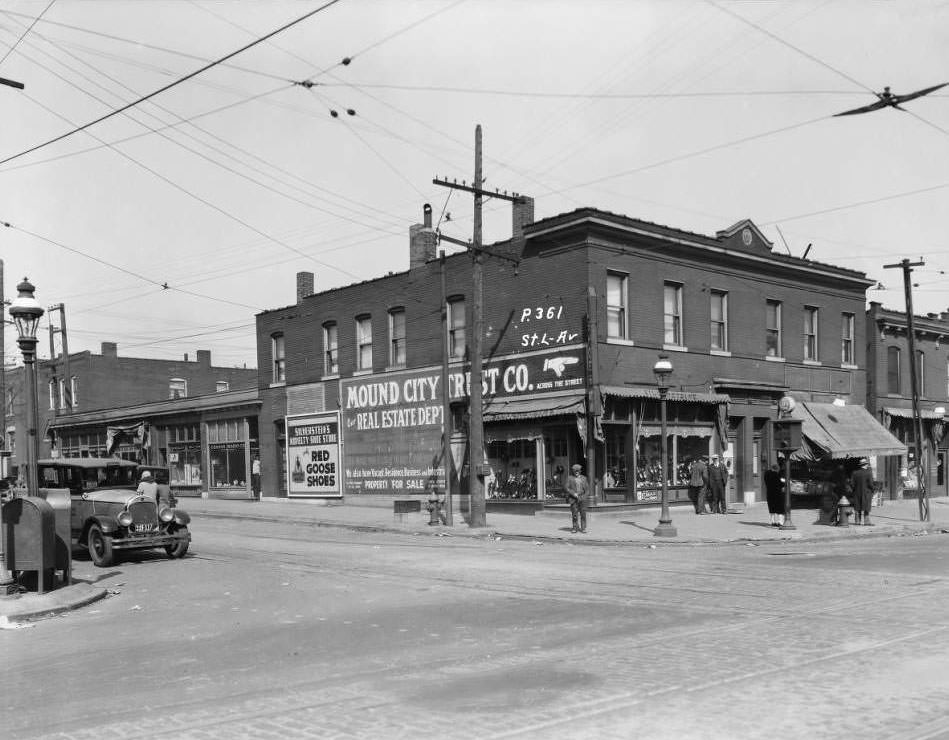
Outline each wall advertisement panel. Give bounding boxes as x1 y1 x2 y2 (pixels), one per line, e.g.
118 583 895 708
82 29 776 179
340 345 585 495
285 411 341 498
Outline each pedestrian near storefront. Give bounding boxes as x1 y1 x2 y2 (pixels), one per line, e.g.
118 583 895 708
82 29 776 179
689 456 709 514
849 458 875 525
251 456 261 500
708 455 728 514
565 463 590 533
764 463 785 527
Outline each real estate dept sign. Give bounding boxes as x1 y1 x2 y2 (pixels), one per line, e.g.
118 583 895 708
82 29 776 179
286 411 341 498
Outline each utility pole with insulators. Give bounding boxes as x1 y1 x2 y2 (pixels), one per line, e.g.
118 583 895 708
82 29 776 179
433 125 522 528
47 304 72 413
884 257 929 522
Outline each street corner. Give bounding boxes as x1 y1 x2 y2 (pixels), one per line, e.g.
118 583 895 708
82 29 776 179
0 581 108 625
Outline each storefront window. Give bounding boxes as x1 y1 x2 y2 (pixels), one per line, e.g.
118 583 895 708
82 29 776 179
636 429 712 494
169 443 202 485
604 428 627 488
486 438 538 500
210 442 246 487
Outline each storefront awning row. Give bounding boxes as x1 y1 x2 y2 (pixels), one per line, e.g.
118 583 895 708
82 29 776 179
600 385 730 404
792 402 907 461
482 393 585 422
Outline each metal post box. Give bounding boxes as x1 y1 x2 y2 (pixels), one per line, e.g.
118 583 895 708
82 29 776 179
2 496 57 593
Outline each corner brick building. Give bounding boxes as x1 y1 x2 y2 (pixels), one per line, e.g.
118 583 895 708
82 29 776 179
256 202 903 508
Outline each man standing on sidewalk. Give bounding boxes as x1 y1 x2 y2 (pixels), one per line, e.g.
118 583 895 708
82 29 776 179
566 463 590 533
251 456 261 500
708 454 728 514
849 458 875 525
689 456 709 514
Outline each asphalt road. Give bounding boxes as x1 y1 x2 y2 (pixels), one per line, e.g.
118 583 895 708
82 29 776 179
4 515 949 740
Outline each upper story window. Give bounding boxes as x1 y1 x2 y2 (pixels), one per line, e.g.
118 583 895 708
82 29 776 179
216 380 230 393
710 290 728 351
663 282 683 346
323 322 338 376
169 378 188 399
389 308 406 367
448 298 466 359
766 300 782 357
606 272 627 340
841 313 855 365
887 346 901 394
70 376 78 409
271 333 286 383
48 380 56 411
58 378 67 409
356 315 373 371
803 306 819 361
916 350 925 395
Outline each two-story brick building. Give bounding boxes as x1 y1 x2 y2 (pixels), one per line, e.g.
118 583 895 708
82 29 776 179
867 302 949 498
4 341 258 497
255 202 904 508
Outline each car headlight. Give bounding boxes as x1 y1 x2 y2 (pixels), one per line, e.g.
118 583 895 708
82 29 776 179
159 507 175 523
117 511 133 527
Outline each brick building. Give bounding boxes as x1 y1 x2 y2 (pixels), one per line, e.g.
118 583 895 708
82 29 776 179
867 302 949 499
255 202 903 508
4 342 258 496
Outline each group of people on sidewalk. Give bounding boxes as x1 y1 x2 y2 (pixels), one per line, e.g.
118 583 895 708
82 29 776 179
763 456 876 527
687 454 730 515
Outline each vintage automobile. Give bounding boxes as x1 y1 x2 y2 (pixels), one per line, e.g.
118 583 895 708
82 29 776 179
36 457 191 567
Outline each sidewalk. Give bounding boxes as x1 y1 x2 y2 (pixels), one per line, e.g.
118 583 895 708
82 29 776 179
3 495 945 624
185 493 949 545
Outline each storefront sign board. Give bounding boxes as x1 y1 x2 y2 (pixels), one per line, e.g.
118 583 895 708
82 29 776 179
286 411 341 498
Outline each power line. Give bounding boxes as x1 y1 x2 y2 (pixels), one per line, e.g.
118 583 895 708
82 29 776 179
0 0 343 166
761 181 949 225
0 0 54 67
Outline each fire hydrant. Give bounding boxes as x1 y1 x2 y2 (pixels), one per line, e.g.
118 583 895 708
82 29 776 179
426 490 447 526
836 495 854 527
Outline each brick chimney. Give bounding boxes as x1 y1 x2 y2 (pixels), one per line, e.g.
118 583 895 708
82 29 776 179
197 349 211 367
512 195 534 240
101 341 117 359
297 271 314 303
410 203 437 269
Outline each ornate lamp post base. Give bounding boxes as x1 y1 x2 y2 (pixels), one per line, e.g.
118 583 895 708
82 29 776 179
654 521 678 537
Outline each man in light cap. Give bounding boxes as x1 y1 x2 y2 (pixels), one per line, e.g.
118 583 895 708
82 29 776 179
848 458 875 525
565 463 590 533
136 469 159 505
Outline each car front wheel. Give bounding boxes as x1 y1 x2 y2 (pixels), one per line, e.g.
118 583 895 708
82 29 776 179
88 524 114 567
165 528 190 559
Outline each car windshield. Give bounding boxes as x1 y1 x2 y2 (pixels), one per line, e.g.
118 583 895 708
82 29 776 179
82 465 138 489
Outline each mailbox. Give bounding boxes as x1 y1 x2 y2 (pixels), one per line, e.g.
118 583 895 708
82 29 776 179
35 487 72 586
2 496 57 593
773 419 803 452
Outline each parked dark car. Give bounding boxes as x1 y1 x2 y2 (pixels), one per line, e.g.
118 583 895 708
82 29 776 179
36 458 191 567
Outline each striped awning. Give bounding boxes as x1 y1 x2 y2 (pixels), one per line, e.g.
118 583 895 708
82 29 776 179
482 393 585 422
601 385 730 404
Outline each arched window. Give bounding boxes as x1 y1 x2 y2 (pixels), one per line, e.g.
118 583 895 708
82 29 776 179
887 346 901 395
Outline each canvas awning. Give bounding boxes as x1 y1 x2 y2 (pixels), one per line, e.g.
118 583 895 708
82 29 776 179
882 407 943 421
482 393 585 423
601 385 730 404
792 402 907 461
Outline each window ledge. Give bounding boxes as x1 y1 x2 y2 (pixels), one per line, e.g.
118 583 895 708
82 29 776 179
385 365 407 372
662 344 688 353
840 363 858 370
321 373 340 381
710 349 731 357
352 369 373 376
269 381 286 388
607 337 635 347
765 355 786 363
803 360 822 366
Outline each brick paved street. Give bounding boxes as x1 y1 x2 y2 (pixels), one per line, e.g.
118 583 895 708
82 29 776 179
5 514 949 739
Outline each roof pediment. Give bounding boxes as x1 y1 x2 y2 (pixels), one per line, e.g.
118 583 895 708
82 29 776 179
715 219 773 254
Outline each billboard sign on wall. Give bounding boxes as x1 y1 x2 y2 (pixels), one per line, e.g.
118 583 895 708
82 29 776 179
285 411 341 498
339 345 585 495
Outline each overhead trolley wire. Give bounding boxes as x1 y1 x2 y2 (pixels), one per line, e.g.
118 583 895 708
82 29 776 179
0 0 54 67
0 0 343 166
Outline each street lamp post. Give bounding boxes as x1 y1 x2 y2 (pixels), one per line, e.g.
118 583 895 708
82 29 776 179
653 354 677 537
8 278 45 498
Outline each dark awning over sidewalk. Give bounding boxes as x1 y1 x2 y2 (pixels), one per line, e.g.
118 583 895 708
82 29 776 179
792 402 907 460
482 392 585 422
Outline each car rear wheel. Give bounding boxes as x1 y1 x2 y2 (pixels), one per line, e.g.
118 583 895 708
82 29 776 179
165 528 189 559
88 524 114 567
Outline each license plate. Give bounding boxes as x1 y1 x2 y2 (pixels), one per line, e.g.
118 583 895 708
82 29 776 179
132 523 156 533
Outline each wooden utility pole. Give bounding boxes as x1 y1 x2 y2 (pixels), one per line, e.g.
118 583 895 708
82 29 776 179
47 304 72 412
433 125 521 528
439 251 453 526
884 258 929 522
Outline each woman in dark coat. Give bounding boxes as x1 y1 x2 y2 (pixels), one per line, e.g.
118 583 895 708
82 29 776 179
764 463 784 527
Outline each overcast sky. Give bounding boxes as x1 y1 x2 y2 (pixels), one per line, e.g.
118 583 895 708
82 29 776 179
2 0 948 369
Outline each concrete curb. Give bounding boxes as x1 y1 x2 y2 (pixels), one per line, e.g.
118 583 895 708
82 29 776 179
0 582 108 623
